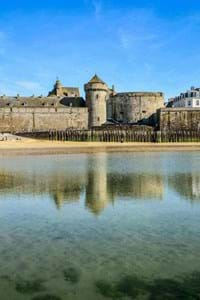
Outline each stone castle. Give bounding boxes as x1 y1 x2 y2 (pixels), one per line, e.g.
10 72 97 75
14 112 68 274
0 74 165 133
1 74 200 133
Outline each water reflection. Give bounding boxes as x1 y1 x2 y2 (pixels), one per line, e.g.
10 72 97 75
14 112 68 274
0 153 200 300
51 174 85 209
168 173 200 202
0 153 199 215
85 154 114 215
107 173 164 200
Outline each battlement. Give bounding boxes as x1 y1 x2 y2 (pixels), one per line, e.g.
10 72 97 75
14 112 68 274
114 92 164 97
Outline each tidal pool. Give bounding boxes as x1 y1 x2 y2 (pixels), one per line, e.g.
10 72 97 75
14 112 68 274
0 152 199 299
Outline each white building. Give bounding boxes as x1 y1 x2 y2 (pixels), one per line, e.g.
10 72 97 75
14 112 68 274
169 87 200 108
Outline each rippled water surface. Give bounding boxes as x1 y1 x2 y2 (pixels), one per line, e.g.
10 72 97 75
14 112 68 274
0 152 200 300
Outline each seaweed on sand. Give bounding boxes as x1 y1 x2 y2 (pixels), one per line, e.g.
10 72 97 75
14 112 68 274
95 280 122 299
31 294 62 300
63 267 81 284
148 278 194 300
96 276 148 299
95 272 200 300
15 278 45 294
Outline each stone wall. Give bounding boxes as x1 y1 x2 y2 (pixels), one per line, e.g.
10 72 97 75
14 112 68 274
158 108 200 130
107 92 164 125
0 107 88 133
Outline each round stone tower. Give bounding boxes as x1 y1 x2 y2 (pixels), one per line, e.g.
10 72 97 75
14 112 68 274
84 74 109 128
54 79 63 96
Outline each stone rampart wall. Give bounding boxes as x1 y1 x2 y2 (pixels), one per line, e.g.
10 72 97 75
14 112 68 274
158 108 200 130
0 107 88 133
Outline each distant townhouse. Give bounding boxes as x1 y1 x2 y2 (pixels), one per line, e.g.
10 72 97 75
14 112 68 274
168 87 200 108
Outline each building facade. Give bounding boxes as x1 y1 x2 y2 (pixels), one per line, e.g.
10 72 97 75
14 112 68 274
168 87 200 108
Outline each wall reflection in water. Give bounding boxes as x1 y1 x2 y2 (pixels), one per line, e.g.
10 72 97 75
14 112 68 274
168 173 200 202
0 153 199 215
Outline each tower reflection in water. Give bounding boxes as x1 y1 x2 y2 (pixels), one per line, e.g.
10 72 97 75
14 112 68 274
85 153 114 215
85 153 164 215
0 154 199 215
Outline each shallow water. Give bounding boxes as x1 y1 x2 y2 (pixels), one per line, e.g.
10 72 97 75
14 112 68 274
0 152 200 299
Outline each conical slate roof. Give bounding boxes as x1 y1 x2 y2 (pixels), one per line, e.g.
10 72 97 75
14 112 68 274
89 74 105 84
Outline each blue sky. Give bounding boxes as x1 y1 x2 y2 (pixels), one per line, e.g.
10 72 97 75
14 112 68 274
0 0 200 99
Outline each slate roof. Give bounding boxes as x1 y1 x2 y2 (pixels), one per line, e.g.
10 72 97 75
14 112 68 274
88 74 105 84
59 97 86 107
0 96 86 108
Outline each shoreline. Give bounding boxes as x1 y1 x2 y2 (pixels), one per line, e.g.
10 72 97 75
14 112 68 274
0 140 199 155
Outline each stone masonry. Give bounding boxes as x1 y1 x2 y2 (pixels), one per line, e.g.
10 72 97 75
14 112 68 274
158 108 200 130
107 92 164 125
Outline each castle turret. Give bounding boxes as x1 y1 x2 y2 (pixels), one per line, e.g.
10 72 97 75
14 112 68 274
48 79 80 97
54 79 63 96
84 74 109 128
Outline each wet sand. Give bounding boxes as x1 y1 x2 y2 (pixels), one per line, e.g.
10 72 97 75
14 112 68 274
0 139 199 155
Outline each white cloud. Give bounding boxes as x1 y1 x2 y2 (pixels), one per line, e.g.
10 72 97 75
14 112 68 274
83 0 102 19
118 27 158 51
92 0 102 18
115 9 161 52
16 81 41 91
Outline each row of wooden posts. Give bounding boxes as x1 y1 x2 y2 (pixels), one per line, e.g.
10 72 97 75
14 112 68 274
48 129 200 143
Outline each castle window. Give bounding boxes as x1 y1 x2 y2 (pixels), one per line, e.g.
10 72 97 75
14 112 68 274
96 94 99 99
6 103 10 106
21 103 25 106
97 117 100 121
42 103 45 106
196 100 200 106
142 110 146 113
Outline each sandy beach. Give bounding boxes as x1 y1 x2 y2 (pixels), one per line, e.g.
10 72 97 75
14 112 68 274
0 139 199 155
